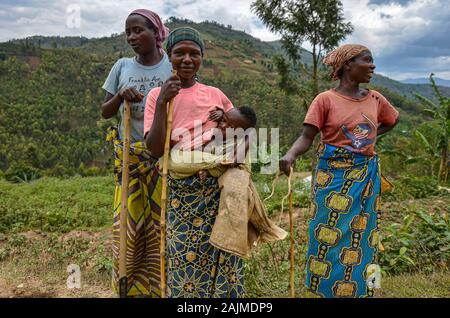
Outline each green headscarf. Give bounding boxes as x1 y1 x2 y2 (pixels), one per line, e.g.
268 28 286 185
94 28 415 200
166 27 205 55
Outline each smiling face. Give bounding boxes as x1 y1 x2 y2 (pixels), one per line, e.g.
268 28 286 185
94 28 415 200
169 40 202 80
125 14 157 55
344 50 376 83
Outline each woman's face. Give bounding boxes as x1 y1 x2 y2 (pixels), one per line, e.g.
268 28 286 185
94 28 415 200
125 14 157 55
169 41 202 80
345 50 376 83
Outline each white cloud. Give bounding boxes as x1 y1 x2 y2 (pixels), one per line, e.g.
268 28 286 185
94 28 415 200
0 0 449 80
0 0 279 41
339 0 450 79
342 0 437 55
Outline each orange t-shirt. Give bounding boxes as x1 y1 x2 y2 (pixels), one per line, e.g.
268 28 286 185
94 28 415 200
144 82 234 150
304 89 399 156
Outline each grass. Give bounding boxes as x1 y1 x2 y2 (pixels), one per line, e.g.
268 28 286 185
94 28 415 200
1 229 448 298
377 272 450 298
0 230 113 298
0 176 113 233
0 175 448 298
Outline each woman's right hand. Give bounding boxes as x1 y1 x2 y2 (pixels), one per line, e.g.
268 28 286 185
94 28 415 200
119 87 144 103
279 153 296 176
158 75 182 105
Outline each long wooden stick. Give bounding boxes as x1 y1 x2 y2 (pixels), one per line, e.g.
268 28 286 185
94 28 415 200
160 71 177 298
118 99 131 298
288 166 295 298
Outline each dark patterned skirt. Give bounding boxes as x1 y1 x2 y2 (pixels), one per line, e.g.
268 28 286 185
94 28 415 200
166 175 245 298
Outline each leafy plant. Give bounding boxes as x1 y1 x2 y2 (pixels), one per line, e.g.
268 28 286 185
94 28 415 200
413 73 450 184
381 209 449 274
383 175 446 201
4 163 41 183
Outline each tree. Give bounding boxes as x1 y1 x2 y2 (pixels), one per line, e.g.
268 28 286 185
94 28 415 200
251 0 353 96
413 73 450 184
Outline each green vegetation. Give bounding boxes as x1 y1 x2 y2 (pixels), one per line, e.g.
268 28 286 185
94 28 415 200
412 74 449 183
0 176 113 233
0 18 448 298
0 51 112 180
0 176 448 297
0 18 448 181
252 0 353 95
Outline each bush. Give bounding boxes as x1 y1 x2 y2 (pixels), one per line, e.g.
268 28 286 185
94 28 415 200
384 175 446 201
79 165 109 177
45 164 76 178
4 162 41 183
380 209 449 274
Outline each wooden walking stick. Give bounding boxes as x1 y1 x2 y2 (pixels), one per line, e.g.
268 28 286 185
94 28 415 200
266 167 296 297
288 166 295 298
160 70 177 298
118 99 131 298
264 167 296 297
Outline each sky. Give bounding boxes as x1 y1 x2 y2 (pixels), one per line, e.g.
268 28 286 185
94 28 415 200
1 0 449 81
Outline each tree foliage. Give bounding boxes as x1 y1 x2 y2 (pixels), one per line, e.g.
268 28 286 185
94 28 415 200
0 19 444 183
0 51 113 180
413 74 449 183
251 0 353 96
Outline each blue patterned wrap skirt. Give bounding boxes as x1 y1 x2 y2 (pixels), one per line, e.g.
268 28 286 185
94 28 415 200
305 143 382 298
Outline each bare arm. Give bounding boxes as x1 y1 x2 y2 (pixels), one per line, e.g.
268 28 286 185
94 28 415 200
101 88 143 119
279 124 319 176
377 117 399 136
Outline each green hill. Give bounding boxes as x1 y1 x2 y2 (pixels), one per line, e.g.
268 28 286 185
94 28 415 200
4 18 448 100
0 18 444 179
371 73 450 102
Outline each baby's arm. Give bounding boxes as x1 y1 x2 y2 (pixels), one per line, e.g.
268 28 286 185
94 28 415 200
208 106 224 122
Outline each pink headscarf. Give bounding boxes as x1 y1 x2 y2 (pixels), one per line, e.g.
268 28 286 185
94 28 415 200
129 9 170 54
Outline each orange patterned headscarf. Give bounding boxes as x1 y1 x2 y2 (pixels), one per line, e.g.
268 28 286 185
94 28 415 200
323 44 370 80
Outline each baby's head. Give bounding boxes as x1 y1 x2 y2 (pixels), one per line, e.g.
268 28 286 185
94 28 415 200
218 106 257 136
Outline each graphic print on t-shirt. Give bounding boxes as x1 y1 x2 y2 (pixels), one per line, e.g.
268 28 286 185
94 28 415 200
340 113 376 152
128 75 165 115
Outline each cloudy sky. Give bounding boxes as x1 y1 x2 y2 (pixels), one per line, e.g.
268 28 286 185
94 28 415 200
1 0 449 80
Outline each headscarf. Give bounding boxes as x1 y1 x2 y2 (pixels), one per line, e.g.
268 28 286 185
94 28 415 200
166 27 205 56
322 44 370 80
129 9 169 54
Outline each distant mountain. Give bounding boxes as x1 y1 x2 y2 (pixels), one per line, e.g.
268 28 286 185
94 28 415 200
401 77 450 87
371 73 450 101
0 17 444 176
9 35 89 49
2 17 450 104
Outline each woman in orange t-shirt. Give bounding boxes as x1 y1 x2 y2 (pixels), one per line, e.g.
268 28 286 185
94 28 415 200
279 45 399 298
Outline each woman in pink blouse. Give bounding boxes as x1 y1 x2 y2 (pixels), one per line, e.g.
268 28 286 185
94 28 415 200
144 27 244 298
